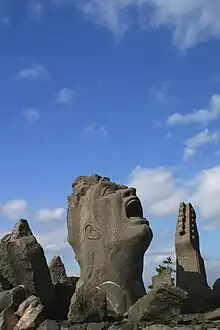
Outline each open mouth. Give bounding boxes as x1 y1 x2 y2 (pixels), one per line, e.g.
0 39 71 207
125 197 144 218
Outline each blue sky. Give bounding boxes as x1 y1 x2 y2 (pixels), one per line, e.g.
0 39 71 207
1 0 220 287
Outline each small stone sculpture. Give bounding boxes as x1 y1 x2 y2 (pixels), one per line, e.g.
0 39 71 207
175 202 213 312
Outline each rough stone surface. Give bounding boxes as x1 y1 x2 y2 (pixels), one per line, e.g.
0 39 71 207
67 175 153 312
54 277 79 320
66 325 87 330
14 297 44 330
151 269 173 291
97 281 127 315
0 308 19 329
37 319 60 330
199 308 220 321
143 326 197 330
87 323 106 330
0 219 56 318
16 296 40 317
213 278 220 292
35 321 220 330
128 284 187 323
68 286 107 324
49 256 67 285
108 321 138 329
0 285 26 313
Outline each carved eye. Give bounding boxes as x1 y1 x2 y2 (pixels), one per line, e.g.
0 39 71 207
101 186 114 196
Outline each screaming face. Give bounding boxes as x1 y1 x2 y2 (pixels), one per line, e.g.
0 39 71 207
87 179 153 248
67 175 153 266
125 195 150 227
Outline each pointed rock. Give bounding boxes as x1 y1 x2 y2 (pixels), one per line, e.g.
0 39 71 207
49 256 67 285
0 220 56 319
10 219 33 241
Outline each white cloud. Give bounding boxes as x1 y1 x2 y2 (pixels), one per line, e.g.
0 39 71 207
83 124 108 137
128 164 220 224
36 208 66 222
27 1 43 21
203 224 216 232
16 65 51 81
0 230 9 239
75 0 220 51
36 227 68 252
56 88 75 106
23 108 40 123
2 163 220 229
0 199 28 220
183 129 220 161
147 246 175 260
206 259 220 287
34 226 80 275
0 200 65 223
150 81 170 104
167 94 220 126
128 165 187 217
191 166 220 221
0 17 10 27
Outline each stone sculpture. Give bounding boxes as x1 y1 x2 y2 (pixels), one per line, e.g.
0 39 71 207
175 202 213 312
175 202 208 288
2 191 220 328
67 174 153 313
49 256 67 285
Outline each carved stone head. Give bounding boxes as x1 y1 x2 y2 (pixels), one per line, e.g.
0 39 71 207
67 174 153 308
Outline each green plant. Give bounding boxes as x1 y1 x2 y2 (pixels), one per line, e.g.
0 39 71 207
148 256 176 290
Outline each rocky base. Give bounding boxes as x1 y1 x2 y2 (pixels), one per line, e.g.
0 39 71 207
2 219 220 330
9 317 220 330
2 312 220 330
2 292 220 330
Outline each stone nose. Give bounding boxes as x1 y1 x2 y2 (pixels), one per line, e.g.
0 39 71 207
122 187 136 198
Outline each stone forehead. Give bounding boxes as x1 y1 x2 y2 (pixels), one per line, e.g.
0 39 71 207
72 174 108 188
72 174 127 192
